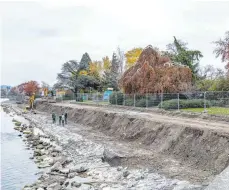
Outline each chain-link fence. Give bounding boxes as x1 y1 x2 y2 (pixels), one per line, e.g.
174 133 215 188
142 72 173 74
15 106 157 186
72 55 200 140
62 91 229 115
6 91 228 115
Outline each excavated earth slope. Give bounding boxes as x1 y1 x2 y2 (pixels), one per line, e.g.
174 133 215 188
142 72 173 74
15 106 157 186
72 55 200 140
36 102 229 184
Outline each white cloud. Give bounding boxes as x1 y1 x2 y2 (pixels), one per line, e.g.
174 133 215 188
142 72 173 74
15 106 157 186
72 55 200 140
0 0 228 85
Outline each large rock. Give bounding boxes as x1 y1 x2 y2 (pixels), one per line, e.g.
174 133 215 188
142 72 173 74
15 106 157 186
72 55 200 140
51 161 62 172
23 130 32 135
102 148 125 166
47 182 61 190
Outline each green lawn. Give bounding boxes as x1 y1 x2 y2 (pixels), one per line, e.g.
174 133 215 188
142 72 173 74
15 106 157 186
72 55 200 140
182 107 229 115
72 100 109 105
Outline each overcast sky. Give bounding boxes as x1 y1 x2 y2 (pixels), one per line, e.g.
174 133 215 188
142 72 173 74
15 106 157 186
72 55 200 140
0 0 229 86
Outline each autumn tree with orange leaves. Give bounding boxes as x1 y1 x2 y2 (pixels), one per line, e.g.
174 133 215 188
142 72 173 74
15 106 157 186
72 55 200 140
23 81 40 96
120 45 192 94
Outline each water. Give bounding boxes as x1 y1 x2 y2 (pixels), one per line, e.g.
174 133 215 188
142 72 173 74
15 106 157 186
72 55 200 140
1 101 40 190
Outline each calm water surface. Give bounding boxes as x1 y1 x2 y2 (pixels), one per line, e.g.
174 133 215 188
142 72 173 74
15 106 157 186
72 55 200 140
1 102 40 190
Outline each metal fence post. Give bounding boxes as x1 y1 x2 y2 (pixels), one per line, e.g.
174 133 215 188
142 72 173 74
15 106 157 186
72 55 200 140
177 93 180 111
204 91 207 112
160 93 163 108
134 94 136 107
123 94 125 106
146 93 148 108
116 93 117 105
97 92 99 104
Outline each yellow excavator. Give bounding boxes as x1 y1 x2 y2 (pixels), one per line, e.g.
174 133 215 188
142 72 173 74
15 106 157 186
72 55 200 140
29 93 35 109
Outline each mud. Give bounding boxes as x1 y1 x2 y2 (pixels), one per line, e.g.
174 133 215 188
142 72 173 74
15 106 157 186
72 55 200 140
35 102 229 185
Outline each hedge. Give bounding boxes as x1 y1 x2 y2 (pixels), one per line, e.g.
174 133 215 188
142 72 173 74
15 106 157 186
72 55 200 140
158 99 211 110
109 92 124 105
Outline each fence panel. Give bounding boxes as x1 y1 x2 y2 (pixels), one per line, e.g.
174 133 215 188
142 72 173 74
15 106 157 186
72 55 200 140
56 91 229 115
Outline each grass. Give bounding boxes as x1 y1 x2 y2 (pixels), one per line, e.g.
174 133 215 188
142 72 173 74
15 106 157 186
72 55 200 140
182 107 229 115
72 100 109 105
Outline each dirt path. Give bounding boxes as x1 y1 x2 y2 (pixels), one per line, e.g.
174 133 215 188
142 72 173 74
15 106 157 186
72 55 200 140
55 102 229 132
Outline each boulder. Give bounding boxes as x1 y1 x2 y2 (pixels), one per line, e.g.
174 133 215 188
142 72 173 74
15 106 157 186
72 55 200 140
23 130 32 135
77 166 88 173
37 144 44 149
102 148 125 166
71 181 81 188
51 161 62 172
123 170 130 178
37 163 50 169
60 168 70 174
47 182 61 190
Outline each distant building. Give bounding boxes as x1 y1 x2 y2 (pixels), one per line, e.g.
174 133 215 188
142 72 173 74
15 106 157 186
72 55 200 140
0 85 11 90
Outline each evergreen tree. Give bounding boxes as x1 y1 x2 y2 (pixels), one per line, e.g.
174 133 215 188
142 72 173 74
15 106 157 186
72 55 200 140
167 36 203 80
79 52 92 71
103 53 120 91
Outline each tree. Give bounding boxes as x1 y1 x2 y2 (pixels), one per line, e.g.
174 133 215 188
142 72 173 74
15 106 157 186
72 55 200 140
196 64 228 91
120 45 192 94
213 31 229 72
41 81 50 88
166 37 203 79
103 53 120 91
89 61 102 79
79 52 92 71
55 60 100 95
102 56 111 71
116 47 124 75
125 47 143 69
24 81 39 96
1 89 7 97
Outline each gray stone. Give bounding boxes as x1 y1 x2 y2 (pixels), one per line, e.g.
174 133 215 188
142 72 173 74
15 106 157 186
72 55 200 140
76 166 88 173
47 182 61 190
68 173 75 178
123 170 130 178
60 168 70 174
51 161 62 172
102 148 124 166
117 166 122 171
37 163 50 169
64 181 70 187
71 181 81 188
37 144 44 149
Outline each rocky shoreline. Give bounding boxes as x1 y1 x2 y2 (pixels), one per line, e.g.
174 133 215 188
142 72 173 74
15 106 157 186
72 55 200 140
1 104 205 190
5 107 93 190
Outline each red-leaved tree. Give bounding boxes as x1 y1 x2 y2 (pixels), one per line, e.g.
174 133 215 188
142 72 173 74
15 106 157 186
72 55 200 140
120 45 192 94
23 81 40 96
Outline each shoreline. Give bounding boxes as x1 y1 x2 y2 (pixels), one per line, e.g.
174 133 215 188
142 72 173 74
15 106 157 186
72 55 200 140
2 103 207 189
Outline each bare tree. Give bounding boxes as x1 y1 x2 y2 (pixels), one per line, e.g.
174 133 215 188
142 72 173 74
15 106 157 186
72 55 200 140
116 46 124 76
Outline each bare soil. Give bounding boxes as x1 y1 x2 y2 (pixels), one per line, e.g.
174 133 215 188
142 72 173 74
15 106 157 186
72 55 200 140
36 101 229 184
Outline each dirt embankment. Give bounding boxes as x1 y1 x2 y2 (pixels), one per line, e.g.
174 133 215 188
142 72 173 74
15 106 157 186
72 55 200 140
36 102 229 183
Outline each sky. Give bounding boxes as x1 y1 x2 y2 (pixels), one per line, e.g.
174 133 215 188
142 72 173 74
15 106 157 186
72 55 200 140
0 0 229 86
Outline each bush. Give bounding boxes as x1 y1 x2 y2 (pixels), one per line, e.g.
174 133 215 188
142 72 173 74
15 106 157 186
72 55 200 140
135 99 146 107
159 99 211 110
76 96 83 102
125 99 134 106
210 100 228 107
62 95 73 100
109 92 124 105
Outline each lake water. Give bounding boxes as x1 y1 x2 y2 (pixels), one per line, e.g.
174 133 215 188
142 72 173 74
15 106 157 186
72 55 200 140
1 100 40 190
